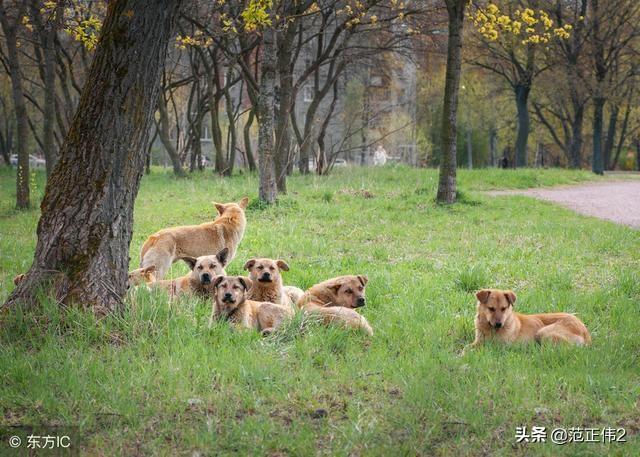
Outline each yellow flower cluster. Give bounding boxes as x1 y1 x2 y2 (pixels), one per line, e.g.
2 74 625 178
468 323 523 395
472 3 572 45
241 0 272 32
64 16 101 51
176 30 214 49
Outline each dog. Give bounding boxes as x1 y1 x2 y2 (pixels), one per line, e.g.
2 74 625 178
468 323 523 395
210 276 293 334
296 275 373 335
128 249 228 298
139 197 248 279
243 258 304 310
463 288 591 353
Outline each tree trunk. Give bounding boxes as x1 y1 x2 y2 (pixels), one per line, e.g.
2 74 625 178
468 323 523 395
243 108 256 171
489 127 497 167
466 127 472 169
514 83 530 168
157 91 186 176
4 0 183 314
592 96 605 175
436 0 465 204
568 103 584 168
603 105 618 170
636 138 640 172
257 25 277 204
223 67 238 177
0 3 30 209
612 96 631 170
274 24 296 192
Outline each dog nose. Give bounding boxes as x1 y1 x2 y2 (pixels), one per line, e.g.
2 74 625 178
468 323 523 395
494 322 502 329
201 273 211 284
224 292 232 300
261 272 271 279
356 297 366 307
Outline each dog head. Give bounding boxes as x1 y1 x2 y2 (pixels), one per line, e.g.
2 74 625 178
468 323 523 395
128 266 157 287
213 197 249 219
213 275 252 317
182 248 229 286
475 288 516 329
312 275 368 309
244 258 289 285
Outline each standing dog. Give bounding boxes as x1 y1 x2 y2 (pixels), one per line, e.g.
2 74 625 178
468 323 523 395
210 276 293 334
128 249 228 298
139 197 248 279
297 275 373 336
244 258 304 310
464 288 591 353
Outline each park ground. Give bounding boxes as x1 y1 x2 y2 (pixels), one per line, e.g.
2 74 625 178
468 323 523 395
0 166 638 456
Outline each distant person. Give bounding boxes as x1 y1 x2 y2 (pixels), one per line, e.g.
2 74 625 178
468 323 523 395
373 144 388 166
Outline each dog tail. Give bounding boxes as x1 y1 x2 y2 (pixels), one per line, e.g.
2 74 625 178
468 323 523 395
139 234 160 266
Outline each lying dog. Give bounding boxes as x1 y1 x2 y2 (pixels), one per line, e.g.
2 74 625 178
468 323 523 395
139 197 248 279
128 249 228 298
244 258 304 310
210 276 293 334
297 275 373 335
464 288 591 353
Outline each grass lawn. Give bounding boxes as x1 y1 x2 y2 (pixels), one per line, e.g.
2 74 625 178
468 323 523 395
0 165 638 456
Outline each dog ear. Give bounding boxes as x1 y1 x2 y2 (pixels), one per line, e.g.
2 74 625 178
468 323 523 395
357 275 368 287
276 260 289 271
213 202 226 215
212 275 225 288
243 259 256 270
239 197 249 209
181 256 198 270
504 290 517 306
238 276 252 291
475 289 491 304
216 248 230 266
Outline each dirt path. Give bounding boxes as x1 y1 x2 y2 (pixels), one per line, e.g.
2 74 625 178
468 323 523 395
490 180 640 229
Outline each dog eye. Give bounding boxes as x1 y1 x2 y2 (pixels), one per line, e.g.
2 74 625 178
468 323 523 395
501 307 506 311
488 307 495 312
258 266 264 270
197 266 203 270
358 287 363 291
345 289 353 294
269 266 275 270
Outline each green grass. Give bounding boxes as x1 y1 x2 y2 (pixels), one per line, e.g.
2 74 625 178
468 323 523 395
0 165 638 456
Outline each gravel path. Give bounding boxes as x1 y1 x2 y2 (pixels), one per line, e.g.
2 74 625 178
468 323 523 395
490 180 640 229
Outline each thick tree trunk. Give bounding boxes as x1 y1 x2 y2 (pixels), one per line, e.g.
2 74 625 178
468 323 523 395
568 103 584 169
0 3 30 209
274 24 296 192
514 84 530 168
612 97 631 170
223 68 238 177
257 26 278 204
592 96 605 175
157 92 186 176
4 0 182 314
436 0 465 204
243 109 257 171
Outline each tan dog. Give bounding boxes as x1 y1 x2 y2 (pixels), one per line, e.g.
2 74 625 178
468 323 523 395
297 275 373 336
210 276 293 334
128 249 228 298
244 258 304 310
139 197 248 279
464 288 591 353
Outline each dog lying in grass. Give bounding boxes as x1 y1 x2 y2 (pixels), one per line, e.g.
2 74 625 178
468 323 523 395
244 258 304 310
128 249 228 298
139 197 248 279
297 275 373 336
210 276 293 334
463 288 591 354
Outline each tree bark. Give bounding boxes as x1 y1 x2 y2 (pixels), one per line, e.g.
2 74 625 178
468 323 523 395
514 83 530 168
603 105 618 170
0 3 30 209
466 127 472 169
489 127 497 167
274 21 296 192
436 0 465 204
4 0 183 314
592 96 605 175
568 102 584 169
257 25 277 204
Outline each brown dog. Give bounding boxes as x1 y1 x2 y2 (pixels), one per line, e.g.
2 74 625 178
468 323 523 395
464 288 591 353
139 197 248 279
297 275 373 336
210 276 293 334
128 249 228 298
244 258 304 310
